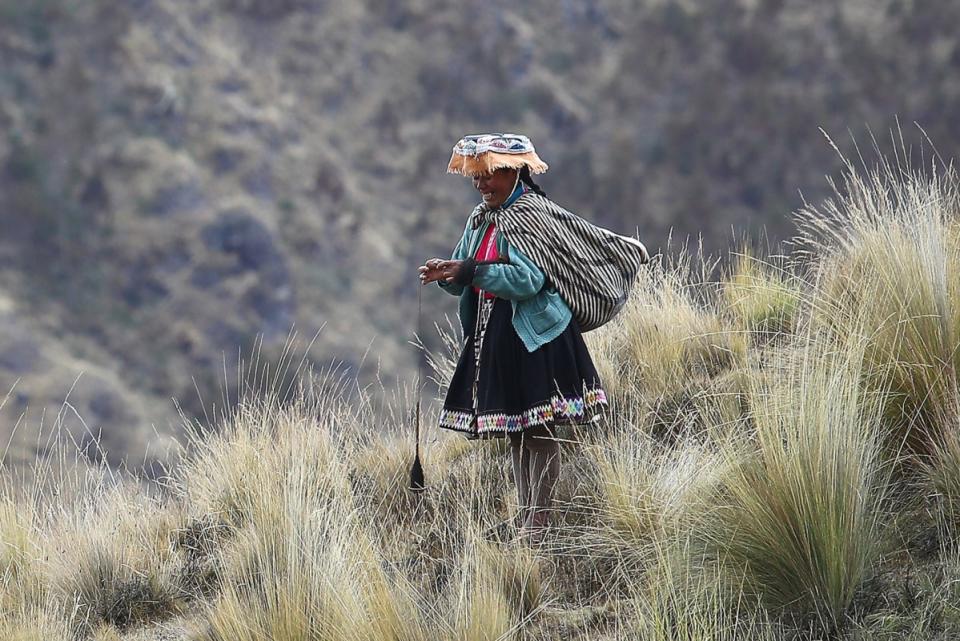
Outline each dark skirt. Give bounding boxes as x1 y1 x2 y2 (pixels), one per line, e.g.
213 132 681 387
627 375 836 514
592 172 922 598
439 296 607 439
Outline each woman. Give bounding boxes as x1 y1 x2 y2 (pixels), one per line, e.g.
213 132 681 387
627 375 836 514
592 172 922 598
419 133 647 543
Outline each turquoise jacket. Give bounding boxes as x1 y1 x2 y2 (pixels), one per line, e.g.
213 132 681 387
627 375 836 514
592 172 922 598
439 192 572 352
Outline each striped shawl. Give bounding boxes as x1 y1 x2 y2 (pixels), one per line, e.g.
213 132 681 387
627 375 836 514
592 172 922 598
470 193 649 332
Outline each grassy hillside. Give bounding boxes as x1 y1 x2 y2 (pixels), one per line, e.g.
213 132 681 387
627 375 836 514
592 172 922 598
3 0 960 473
4 157 960 640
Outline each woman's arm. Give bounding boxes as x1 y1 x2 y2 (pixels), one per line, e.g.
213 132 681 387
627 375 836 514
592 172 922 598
441 243 545 301
470 244 545 300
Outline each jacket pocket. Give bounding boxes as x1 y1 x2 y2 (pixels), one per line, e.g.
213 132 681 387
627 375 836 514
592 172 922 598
524 289 564 334
529 308 562 334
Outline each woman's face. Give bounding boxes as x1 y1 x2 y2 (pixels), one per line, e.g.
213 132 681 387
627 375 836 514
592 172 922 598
473 168 518 208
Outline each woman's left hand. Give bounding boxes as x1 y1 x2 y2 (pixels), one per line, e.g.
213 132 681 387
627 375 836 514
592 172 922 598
436 260 463 283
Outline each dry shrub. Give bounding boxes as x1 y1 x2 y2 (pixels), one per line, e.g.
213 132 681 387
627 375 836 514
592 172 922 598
171 513 232 598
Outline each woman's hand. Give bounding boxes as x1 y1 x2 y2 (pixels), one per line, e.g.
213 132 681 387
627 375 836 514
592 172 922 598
418 259 464 284
437 260 464 283
419 259 464 284
418 258 443 284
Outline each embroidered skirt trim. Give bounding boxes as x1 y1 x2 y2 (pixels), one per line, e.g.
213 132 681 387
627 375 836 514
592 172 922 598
439 387 607 436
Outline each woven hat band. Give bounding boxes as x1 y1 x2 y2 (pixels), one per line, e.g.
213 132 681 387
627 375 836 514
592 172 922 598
447 132 548 176
447 150 548 176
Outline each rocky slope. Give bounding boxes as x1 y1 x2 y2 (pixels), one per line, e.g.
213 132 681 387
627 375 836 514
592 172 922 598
1 0 959 472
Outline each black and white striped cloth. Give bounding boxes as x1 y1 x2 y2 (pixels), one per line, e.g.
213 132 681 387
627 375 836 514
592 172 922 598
471 193 649 333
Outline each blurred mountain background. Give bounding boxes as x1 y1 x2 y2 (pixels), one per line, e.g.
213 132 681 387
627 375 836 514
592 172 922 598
1 0 958 475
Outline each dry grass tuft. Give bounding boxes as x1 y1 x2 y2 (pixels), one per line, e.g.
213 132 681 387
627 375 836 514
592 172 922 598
44 486 185 634
800 158 960 453
722 250 801 338
628 537 780 641
923 425 960 545
201 492 425 641
0 607 72 641
7 151 960 640
587 253 748 435
0 495 44 615
585 425 731 573
180 396 355 530
451 533 547 641
702 338 889 627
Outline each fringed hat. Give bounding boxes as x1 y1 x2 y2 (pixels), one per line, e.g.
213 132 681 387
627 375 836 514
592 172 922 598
447 133 549 177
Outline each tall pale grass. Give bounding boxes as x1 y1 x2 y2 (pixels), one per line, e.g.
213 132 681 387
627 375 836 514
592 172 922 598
587 253 747 433
43 485 185 634
0 492 70 641
0 447 185 638
181 395 355 530
183 379 544 641
201 484 426 641
703 336 889 626
7 150 960 640
451 533 547 641
800 158 960 452
184 389 420 640
0 495 43 615
628 536 780 641
722 250 801 337
0 609 72 641
586 425 732 571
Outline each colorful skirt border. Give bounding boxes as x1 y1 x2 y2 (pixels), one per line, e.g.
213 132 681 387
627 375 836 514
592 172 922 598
439 387 607 437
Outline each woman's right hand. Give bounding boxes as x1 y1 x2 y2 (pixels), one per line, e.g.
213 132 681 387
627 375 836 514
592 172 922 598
419 258 447 284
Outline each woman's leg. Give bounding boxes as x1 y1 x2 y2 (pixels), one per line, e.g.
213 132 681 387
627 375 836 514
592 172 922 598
522 424 560 535
508 431 530 527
